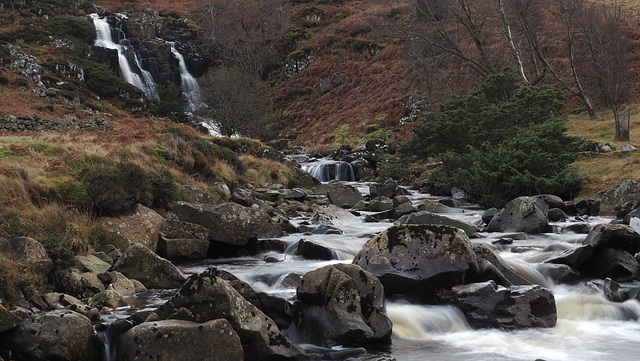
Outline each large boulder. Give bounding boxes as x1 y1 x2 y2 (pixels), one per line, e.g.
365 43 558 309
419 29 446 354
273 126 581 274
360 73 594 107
157 238 210 261
594 180 640 217
113 243 186 289
98 203 165 252
75 254 111 274
0 310 95 361
155 268 307 361
443 280 557 329
396 211 478 238
353 224 478 303
2 237 53 273
294 264 392 347
310 204 360 226
116 319 243 361
472 244 531 286
486 197 548 234
327 186 364 208
170 201 283 246
0 304 20 332
588 248 640 281
583 224 640 254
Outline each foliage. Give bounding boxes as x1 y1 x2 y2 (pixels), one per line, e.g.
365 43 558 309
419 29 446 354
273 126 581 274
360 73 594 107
400 73 585 207
154 81 188 122
0 254 44 302
80 59 143 100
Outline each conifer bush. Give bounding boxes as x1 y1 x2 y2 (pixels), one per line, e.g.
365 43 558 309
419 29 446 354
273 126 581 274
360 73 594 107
400 73 585 207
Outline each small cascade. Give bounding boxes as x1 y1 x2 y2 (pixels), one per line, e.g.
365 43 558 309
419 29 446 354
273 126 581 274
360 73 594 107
90 13 159 100
170 43 206 112
387 303 470 339
304 160 355 182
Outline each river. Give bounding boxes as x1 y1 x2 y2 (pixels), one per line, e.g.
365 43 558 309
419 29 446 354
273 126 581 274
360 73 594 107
135 182 640 361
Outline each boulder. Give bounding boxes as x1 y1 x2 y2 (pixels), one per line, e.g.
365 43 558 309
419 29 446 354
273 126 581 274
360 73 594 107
537 263 580 284
588 248 640 281
297 174 321 189
116 319 243 361
0 304 20 332
396 211 478 238
472 244 531 286
113 243 186 289
88 289 127 309
0 310 95 361
594 180 640 217
170 201 283 246
41 293 84 310
547 208 567 222
369 197 394 212
157 238 210 261
533 194 566 211
482 208 499 224
75 254 111 274
310 204 360 226
4 237 53 273
80 272 105 293
107 271 137 297
545 245 594 269
327 186 365 208
295 264 392 347
179 185 224 206
353 224 478 303
583 224 640 254
443 280 557 329
486 197 548 234
256 292 293 331
155 268 307 361
98 204 165 251
297 239 335 260
160 219 210 240
369 183 398 198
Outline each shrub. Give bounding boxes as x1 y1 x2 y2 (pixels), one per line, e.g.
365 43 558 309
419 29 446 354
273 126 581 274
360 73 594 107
0 254 44 302
154 81 188 122
400 73 585 207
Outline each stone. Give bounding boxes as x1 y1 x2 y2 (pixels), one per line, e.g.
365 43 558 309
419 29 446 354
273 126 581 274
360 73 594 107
310 204 360 226
4 237 53 273
545 245 594 269
179 185 224 205
116 319 243 361
472 244 531 286
297 239 335 260
295 264 392 347
588 248 640 281
108 271 137 297
444 280 557 329
41 293 84 309
369 183 398 198
80 272 105 293
482 208 499 224
583 224 640 254
320 77 331 93
396 211 478 238
369 196 394 212
594 180 640 217
113 243 186 289
88 290 127 309
486 197 548 234
353 224 478 303
327 186 365 208
75 254 111 274
170 201 283 246
255 292 293 330
534 194 566 211
622 144 637 153
537 263 580 284
157 237 210 261
155 268 307 360
160 219 210 240
548 208 567 222
98 204 165 252
0 310 95 361
297 174 321 189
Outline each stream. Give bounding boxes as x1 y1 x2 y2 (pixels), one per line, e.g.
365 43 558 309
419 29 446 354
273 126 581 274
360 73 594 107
113 181 640 361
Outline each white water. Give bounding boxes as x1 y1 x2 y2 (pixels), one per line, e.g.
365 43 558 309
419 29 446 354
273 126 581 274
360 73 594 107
90 13 159 100
170 43 206 112
303 160 355 182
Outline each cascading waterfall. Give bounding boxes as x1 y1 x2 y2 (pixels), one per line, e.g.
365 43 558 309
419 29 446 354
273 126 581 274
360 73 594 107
304 160 355 182
90 13 159 100
170 43 206 112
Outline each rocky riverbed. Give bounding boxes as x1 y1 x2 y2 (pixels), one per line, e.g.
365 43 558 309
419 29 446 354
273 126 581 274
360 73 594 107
2 172 640 360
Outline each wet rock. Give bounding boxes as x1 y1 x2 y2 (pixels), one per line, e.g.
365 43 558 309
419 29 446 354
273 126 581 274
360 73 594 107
0 304 21 332
3 236 53 273
107 271 137 297
116 319 243 361
583 224 640 254
396 211 478 238
534 194 566 211
443 280 557 329
369 183 399 198
482 208 499 224
297 239 335 260
155 268 307 360
353 224 478 303
369 196 394 212
297 174 322 189
548 208 567 222
256 292 293 330
295 264 392 347
537 263 580 284
170 201 283 246
417 199 463 214
602 278 629 302
0 310 95 361
98 204 165 252
588 248 640 281
327 186 365 208
563 222 591 234
594 180 640 217
311 204 360 226
113 243 186 289
486 197 548 234
545 245 594 269
472 244 531 286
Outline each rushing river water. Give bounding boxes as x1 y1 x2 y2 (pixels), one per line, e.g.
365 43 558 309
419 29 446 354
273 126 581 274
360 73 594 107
122 182 640 361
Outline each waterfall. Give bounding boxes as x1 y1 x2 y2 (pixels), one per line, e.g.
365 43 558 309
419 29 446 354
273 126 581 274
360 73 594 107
90 13 159 100
170 43 206 112
304 160 355 182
